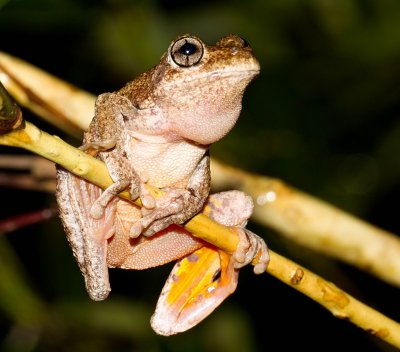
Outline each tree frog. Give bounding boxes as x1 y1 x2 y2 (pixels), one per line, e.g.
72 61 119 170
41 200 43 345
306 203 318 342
56 34 269 335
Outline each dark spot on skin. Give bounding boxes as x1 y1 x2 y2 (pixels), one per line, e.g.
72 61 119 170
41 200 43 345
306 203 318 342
172 274 179 282
212 269 221 283
187 187 196 196
122 113 129 122
195 294 204 303
241 37 250 48
187 253 199 262
122 151 127 158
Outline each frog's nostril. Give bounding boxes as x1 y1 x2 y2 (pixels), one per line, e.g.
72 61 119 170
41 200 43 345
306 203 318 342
240 37 250 48
216 35 252 50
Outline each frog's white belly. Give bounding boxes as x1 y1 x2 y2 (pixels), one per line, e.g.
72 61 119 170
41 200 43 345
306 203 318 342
127 138 207 188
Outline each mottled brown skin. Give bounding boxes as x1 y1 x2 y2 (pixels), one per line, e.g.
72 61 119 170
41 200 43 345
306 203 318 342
56 35 268 311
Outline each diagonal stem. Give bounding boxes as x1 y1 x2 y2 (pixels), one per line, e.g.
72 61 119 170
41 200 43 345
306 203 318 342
1 120 400 348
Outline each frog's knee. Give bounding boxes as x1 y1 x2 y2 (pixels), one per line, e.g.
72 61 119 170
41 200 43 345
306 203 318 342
204 190 253 226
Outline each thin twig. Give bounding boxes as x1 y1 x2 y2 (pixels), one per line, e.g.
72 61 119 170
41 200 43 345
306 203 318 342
0 154 56 192
0 208 56 235
0 172 55 193
0 154 56 178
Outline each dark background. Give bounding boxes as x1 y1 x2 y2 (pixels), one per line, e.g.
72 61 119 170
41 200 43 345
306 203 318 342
1 0 400 351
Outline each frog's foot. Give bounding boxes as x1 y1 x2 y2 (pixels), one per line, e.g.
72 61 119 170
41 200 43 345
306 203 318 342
129 188 192 238
233 228 269 274
90 179 130 219
151 246 238 336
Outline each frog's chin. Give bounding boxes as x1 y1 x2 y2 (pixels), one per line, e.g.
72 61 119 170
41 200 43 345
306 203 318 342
172 104 243 145
178 125 235 145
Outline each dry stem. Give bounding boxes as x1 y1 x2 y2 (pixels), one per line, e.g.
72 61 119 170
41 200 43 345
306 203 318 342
268 251 400 347
211 161 400 287
0 51 93 137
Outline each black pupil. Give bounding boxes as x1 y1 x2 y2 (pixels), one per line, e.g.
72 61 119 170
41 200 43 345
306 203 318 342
179 41 197 56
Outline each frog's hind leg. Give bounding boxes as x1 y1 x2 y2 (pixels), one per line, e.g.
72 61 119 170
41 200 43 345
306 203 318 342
150 190 265 335
150 245 237 335
56 168 116 301
204 190 269 274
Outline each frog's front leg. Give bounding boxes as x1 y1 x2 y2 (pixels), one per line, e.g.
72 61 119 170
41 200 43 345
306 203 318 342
81 92 144 219
56 92 141 301
131 152 211 237
151 190 269 335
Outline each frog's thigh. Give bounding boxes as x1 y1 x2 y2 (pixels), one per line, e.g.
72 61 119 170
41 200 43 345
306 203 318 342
203 190 254 227
112 225 204 270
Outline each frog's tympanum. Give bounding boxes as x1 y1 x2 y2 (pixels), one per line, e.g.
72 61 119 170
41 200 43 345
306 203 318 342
56 34 269 335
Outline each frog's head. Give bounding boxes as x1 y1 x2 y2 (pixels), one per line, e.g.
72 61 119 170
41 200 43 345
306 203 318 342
151 34 260 145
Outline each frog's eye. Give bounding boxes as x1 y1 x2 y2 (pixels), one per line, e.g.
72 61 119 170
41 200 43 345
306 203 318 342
170 36 204 67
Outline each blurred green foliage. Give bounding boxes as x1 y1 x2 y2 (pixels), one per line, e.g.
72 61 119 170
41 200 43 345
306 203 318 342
1 0 400 351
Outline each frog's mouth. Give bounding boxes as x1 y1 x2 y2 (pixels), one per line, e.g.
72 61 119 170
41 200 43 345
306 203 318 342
209 68 260 79
162 67 260 88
